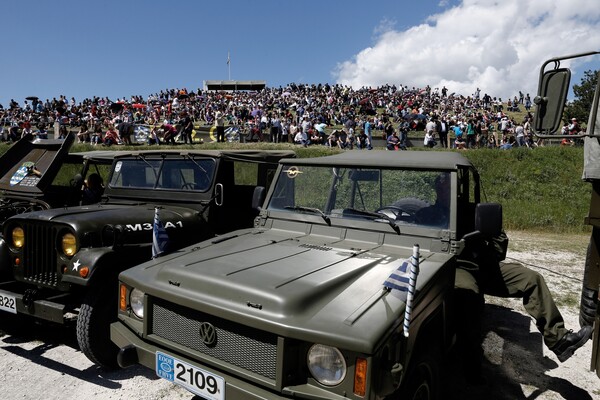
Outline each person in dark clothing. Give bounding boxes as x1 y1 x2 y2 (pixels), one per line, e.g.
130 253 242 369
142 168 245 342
454 226 593 384
180 112 194 144
117 122 134 145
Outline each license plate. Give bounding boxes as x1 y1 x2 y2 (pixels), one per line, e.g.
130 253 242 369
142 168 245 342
0 291 17 314
156 351 224 400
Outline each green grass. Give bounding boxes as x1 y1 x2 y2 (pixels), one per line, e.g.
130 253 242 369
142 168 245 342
0 141 591 233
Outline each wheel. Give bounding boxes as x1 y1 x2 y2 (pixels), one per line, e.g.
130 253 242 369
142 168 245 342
396 351 440 400
580 239 599 328
76 282 120 369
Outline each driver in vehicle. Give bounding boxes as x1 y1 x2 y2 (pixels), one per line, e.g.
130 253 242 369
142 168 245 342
414 173 450 227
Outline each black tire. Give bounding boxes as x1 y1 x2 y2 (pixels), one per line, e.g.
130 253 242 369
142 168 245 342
76 283 120 369
580 241 599 328
580 285 597 328
397 352 440 400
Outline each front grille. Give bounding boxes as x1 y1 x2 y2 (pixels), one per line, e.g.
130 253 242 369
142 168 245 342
151 299 278 380
22 223 59 286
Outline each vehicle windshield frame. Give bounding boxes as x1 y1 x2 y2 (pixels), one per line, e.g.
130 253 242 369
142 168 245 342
107 157 216 192
266 163 453 230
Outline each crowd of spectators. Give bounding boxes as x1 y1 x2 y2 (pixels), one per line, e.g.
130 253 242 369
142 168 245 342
0 83 547 149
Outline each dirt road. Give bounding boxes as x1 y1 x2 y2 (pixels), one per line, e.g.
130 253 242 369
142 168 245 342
0 231 598 399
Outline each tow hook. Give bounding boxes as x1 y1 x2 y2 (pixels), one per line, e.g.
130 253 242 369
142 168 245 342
22 288 38 311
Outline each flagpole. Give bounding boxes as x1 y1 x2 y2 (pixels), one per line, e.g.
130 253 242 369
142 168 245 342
227 51 231 80
403 244 420 337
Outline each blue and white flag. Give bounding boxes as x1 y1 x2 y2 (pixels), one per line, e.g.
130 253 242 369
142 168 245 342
152 207 170 258
383 260 411 299
383 245 420 337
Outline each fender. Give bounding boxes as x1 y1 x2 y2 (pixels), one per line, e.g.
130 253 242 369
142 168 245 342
61 245 151 286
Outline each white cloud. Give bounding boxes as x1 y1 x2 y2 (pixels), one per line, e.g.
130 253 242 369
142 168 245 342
334 0 600 100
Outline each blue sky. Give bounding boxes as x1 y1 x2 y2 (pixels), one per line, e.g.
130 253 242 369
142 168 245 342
1 0 599 107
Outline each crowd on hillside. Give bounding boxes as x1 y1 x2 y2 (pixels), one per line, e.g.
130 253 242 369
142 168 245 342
0 83 565 150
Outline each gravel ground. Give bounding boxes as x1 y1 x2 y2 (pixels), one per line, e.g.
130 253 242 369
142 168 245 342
0 231 598 399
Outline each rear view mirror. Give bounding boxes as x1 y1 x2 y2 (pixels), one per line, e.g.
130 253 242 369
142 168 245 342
534 67 571 135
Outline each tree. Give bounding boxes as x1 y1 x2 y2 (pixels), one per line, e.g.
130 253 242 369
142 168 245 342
564 70 599 125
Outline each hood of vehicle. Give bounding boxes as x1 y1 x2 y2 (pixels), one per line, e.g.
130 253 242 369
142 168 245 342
8 204 197 225
0 135 74 195
126 229 452 352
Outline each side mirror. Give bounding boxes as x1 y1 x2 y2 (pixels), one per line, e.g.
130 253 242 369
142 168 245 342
474 203 502 238
252 186 266 210
533 67 571 135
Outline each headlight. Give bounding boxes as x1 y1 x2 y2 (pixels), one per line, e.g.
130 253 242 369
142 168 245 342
130 288 145 319
307 344 347 386
61 233 77 257
11 226 25 248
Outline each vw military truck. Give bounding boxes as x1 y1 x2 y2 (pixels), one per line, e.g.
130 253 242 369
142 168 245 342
111 151 503 399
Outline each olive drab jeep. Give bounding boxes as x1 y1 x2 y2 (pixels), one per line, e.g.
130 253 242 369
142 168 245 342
0 149 295 369
0 134 116 279
532 51 600 377
111 151 504 399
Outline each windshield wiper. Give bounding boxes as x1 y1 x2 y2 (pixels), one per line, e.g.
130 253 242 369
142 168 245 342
343 207 400 234
284 206 331 225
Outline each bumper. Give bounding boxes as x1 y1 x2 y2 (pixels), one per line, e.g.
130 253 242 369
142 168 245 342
110 322 354 400
0 280 71 323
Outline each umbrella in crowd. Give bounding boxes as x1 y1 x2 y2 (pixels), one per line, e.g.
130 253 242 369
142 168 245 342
25 96 39 101
132 103 146 109
110 103 124 112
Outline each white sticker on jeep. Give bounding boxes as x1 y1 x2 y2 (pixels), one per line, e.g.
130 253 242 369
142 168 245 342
126 221 183 231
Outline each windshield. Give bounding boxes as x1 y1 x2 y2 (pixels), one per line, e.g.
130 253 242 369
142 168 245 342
267 164 451 229
109 158 215 192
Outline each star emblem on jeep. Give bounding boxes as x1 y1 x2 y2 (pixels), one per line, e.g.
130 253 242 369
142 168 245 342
199 322 217 347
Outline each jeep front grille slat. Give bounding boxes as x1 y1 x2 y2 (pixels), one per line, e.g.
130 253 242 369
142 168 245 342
151 299 278 380
23 223 58 286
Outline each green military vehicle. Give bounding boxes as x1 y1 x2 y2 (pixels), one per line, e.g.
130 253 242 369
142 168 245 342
0 134 116 279
531 51 600 377
0 149 294 369
111 151 503 399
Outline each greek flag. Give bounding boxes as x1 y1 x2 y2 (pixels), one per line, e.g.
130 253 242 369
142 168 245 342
152 207 170 258
383 260 411 298
383 245 420 337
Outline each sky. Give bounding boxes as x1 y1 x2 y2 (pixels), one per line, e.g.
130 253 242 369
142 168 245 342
1 0 599 108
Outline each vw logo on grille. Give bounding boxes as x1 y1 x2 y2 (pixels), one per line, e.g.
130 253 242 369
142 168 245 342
199 322 217 347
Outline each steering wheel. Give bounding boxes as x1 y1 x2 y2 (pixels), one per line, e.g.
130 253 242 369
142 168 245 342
375 205 414 222
181 182 196 190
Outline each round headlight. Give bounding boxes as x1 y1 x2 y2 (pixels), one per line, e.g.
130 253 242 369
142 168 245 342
307 344 347 386
130 288 145 319
61 233 77 257
11 226 25 248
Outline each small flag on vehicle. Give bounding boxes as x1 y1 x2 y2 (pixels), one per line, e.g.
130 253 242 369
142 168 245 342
383 244 420 337
383 260 411 298
152 207 170 258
